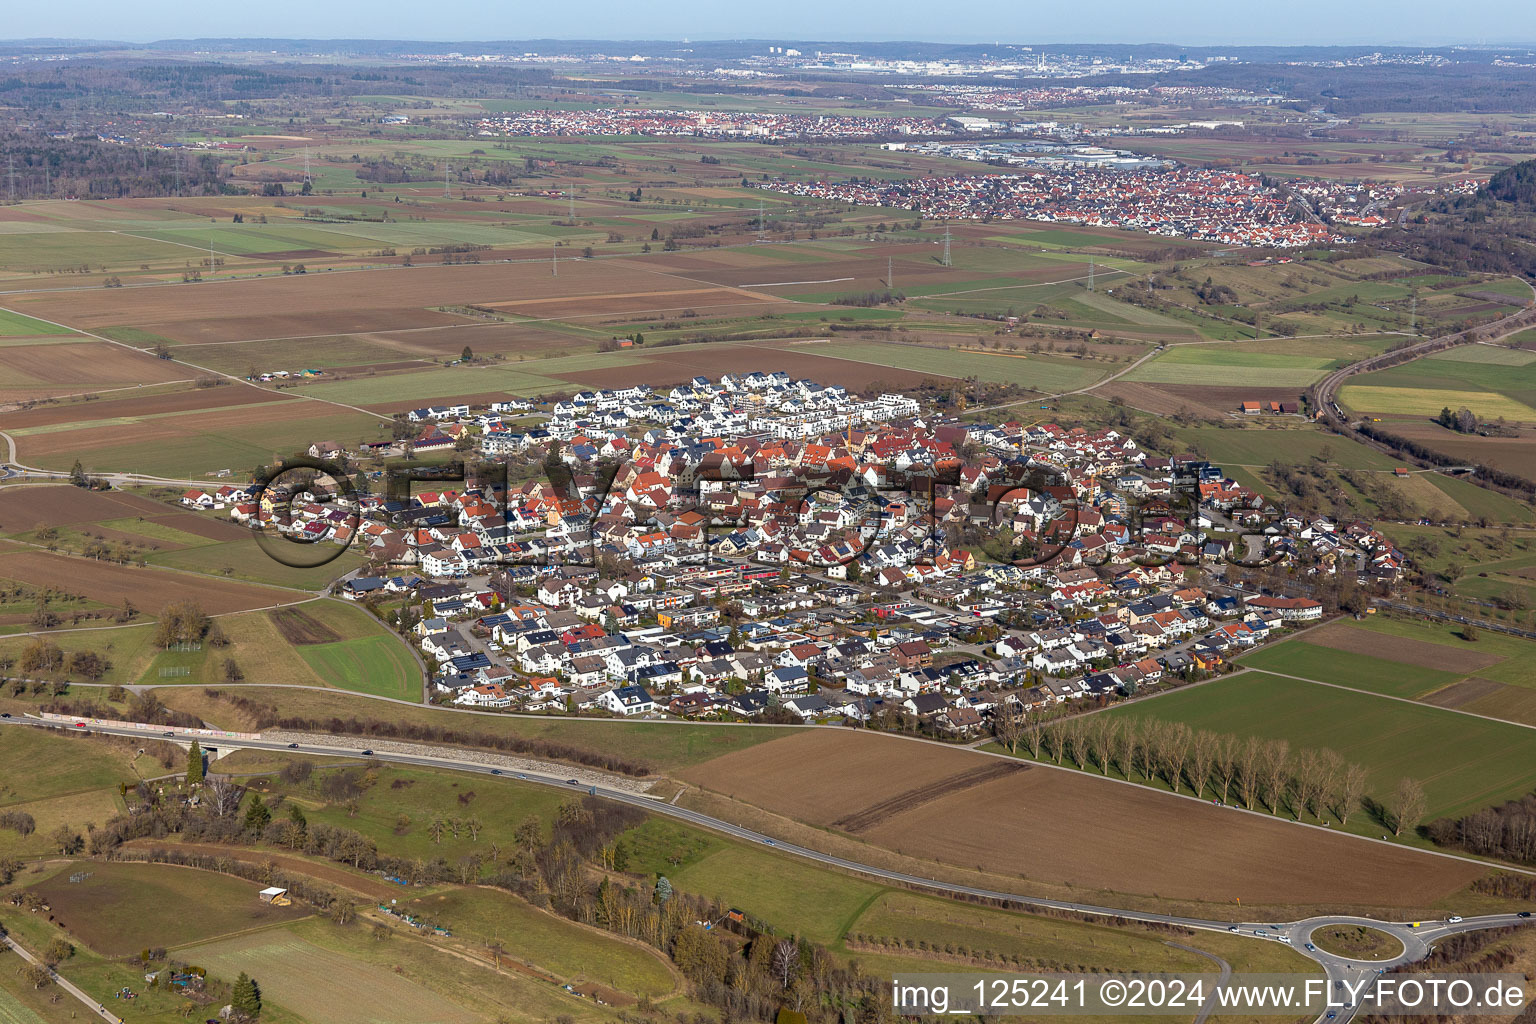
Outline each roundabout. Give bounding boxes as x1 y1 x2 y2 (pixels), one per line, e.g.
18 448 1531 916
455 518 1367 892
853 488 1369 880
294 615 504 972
1307 924 1405 962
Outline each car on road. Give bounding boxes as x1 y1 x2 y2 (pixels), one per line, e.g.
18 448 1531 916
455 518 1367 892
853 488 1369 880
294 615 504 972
1305 943 1315 951
1518 911 1531 918
1 712 11 718
1448 915 1463 923
287 742 299 748
1278 935 1292 944
566 779 579 785
1228 926 1240 932
165 730 176 736
1253 930 1266 937
361 749 373 756
515 773 526 780
490 769 501 775
764 838 776 846
73 722 86 728
1326 1013 1336 1020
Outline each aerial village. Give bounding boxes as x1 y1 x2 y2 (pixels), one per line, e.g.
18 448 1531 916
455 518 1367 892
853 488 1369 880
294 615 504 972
753 169 1478 246
192 373 1407 733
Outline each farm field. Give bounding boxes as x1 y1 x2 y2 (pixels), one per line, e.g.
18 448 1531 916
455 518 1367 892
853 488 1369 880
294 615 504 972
0 598 407 692
182 926 483 1024
781 340 1114 393
392 888 676 997
12 401 390 478
0 727 138 806
295 635 419 699
1238 632 1468 698
0 308 77 337
1384 419 1536 483
1124 345 1335 387
1340 385 1536 422
1108 671 1536 822
1334 615 1536 693
0 546 299 615
280 763 570 862
0 985 49 1024
29 860 310 956
680 729 1479 908
0 341 192 401
1169 424 1397 470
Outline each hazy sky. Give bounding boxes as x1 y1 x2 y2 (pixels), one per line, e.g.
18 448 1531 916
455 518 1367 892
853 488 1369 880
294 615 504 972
7 0 1534 46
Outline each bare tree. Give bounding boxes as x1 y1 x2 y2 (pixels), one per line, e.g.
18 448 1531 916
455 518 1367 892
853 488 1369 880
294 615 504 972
1214 734 1240 805
1111 718 1137 779
1336 762 1368 825
1140 719 1169 786
771 939 799 990
1312 748 1344 820
1022 707 1046 759
1187 730 1216 800
1236 736 1263 810
992 702 1021 754
1164 723 1193 795
1065 719 1089 770
1391 777 1428 837
207 776 242 818
1085 716 1113 775
1260 739 1292 815
1291 748 1321 820
1042 720 1066 764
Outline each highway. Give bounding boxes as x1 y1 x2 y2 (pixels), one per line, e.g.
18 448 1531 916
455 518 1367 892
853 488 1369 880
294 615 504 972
4 715 1530 1024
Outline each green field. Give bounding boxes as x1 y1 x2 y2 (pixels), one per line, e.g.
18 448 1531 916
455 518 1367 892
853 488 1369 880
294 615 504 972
0 308 75 337
1427 346 1536 367
0 727 137 806
670 841 882 944
295 634 418 699
1341 616 1536 690
1340 385 1536 422
58 409 391 478
1126 345 1334 386
0 985 47 1024
397 888 675 996
1239 639 1461 698
287 764 570 863
183 926 480 1024
1110 671 1536 823
801 340 1111 393
1171 425 1397 470
0 622 160 686
1420 472 1536 524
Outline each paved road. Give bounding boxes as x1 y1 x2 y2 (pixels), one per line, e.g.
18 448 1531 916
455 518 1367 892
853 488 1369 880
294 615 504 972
1 933 124 1024
5 716 1528 1024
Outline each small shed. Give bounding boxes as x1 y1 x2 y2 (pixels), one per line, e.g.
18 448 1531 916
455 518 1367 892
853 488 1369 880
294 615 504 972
258 886 291 907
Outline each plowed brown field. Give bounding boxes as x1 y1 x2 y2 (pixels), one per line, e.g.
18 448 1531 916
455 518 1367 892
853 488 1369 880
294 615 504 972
0 548 298 612
2 385 291 429
0 342 190 398
682 730 1480 907
0 486 171 527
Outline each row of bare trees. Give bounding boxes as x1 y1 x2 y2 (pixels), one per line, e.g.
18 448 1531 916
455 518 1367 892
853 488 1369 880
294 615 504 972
997 708 1429 835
